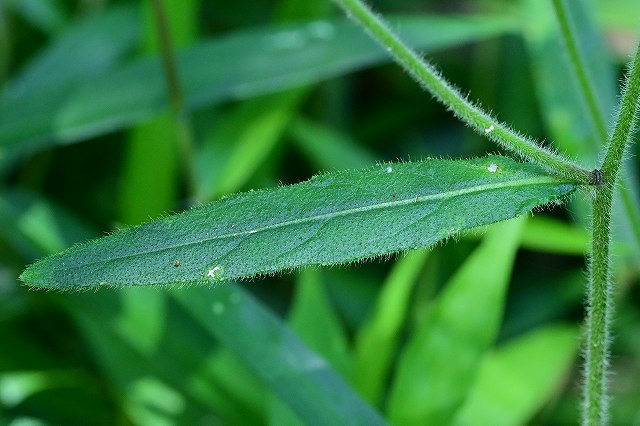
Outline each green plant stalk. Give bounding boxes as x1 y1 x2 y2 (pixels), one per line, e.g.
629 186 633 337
585 43 640 425
585 185 613 426
332 0 591 184
601 44 640 179
552 0 640 250
150 0 198 198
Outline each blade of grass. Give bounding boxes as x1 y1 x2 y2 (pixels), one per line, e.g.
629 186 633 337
64 290 261 424
171 285 386 426
520 1 598 162
288 116 379 170
196 89 305 201
3 0 66 35
0 14 518 154
149 0 197 196
0 188 96 262
520 216 589 255
551 0 610 144
3 5 138 99
268 269 352 425
353 249 429 405
119 0 199 224
387 216 525 425
288 269 351 377
453 325 579 426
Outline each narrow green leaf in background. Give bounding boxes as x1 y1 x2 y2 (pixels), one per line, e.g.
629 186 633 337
118 0 199 225
20 156 578 289
3 0 67 35
0 14 516 153
387 216 525 425
171 284 385 426
520 216 589 255
288 269 351 377
354 249 429 405
268 269 351 425
453 324 579 426
196 89 306 201
0 188 97 262
288 116 379 171
4 5 139 100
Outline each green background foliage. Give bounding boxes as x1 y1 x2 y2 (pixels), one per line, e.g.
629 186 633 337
1 0 639 424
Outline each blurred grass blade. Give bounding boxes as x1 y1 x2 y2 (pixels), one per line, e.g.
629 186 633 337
3 0 67 35
119 0 199 224
20 156 578 289
66 290 262 424
119 114 180 224
268 269 352 425
289 116 380 170
196 89 306 201
4 4 139 99
453 325 579 426
354 249 429 405
520 0 613 162
288 269 351 377
0 188 97 262
388 216 525 425
520 216 589 255
172 285 386 426
0 14 516 152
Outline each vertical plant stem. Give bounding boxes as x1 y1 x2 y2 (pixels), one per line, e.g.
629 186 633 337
584 43 640 425
332 0 591 183
552 0 640 253
585 185 613 426
601 44 640 178
150 0 198 198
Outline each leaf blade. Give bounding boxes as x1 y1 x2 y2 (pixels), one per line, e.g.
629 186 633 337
20 156 578 289
0 14 516 152
171 284 386 426
387 217 526 424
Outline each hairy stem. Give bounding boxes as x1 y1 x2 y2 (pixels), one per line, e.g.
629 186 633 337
584 43 640 425
551 0 640 257
332 0 591 183
601 44 640 178
585 185 613 426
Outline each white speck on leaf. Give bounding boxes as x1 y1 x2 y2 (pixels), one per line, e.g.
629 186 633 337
484 124 495 133
207 266 223 280
385 166 393 173
487 163 499 173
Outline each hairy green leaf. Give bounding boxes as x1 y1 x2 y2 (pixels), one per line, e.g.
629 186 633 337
20 156 578 289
